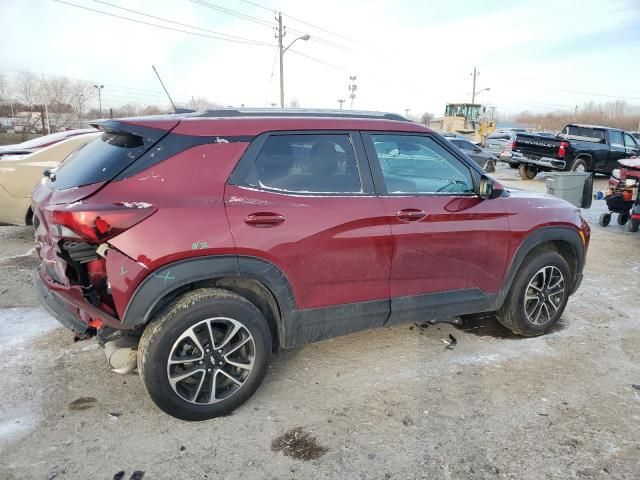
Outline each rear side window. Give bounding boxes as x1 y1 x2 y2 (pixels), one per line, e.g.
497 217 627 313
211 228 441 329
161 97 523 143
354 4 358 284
239 134 363 194
51 126 164 190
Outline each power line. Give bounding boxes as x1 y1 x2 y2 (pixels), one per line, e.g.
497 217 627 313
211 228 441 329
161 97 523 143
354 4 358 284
51 0 274 46
191 0 354 51
235 0 369 48
92 0 271 45
189 0 272 27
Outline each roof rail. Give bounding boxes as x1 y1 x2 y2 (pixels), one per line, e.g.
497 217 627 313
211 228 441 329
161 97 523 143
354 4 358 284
193 108 408 121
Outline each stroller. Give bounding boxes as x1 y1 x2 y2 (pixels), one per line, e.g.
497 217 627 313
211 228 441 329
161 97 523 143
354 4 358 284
599 157 640 232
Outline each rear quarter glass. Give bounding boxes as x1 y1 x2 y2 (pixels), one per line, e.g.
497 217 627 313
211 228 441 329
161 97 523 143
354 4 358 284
50 124 168 190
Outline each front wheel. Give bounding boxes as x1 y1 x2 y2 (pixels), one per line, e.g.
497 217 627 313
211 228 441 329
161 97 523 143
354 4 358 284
497 250 571 336
485 160 496 173
629 218 639 232
138 288 272 420
519 163 538 180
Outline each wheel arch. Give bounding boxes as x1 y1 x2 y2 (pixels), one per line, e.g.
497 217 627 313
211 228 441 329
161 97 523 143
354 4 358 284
121 255 296 351
496 227 585 308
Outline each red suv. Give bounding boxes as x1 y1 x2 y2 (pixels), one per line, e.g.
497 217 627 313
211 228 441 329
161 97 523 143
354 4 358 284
33 109 590 420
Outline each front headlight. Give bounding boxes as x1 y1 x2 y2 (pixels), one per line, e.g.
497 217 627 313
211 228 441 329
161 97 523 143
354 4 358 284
611 169 620 179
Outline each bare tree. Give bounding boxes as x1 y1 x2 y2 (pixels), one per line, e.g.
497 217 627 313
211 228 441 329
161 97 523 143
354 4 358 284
14 72 42 138
420 112 434 126
186 96 222 111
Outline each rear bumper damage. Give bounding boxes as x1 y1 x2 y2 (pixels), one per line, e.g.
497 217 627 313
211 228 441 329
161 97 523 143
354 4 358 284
35 268 122 338
35 272 92 338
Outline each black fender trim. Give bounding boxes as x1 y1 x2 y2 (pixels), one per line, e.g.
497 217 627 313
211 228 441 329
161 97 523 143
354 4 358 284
121 256 296 337
495 226 585 309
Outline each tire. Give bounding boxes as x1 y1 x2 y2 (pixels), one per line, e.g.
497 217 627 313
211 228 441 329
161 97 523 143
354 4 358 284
508 162 519 169
599 212 611 227
617 213 630 225
519 163 537 180
571 158 588 172
497 250 571 337
485 160 496 173
138 288 272 420
628 218 639 232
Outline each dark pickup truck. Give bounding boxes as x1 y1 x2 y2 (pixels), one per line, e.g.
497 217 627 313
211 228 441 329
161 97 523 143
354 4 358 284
513 124 640 179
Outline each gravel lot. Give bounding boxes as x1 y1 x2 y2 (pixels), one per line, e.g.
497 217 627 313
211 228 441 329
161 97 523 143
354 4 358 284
1 164 639 480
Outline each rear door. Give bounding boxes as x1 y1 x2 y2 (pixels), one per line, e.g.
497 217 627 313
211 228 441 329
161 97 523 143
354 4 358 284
225 131 392 319
362 132 510 323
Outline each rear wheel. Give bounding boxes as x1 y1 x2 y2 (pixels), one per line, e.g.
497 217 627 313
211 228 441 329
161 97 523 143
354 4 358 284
519 163 538 180
508 162 519 169
628 218 639 232
138 288 272 420
599 212 611 227
497 250 571 336
571 158 588 172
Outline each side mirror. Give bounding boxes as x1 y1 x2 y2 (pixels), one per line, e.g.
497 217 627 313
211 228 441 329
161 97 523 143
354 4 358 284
478 175 503 199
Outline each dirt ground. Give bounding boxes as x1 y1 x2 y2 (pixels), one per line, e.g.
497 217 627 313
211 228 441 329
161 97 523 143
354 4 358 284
1 164 639 480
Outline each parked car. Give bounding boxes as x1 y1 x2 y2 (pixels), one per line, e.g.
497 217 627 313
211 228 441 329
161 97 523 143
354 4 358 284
0 132 100 225
445 136 497 172
485 131 522 168
0 128 97 159
513 124 640 179
33 109 590 420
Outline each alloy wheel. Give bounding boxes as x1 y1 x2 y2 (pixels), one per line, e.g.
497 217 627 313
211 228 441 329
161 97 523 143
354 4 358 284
523 266 565 325
166 317 255 404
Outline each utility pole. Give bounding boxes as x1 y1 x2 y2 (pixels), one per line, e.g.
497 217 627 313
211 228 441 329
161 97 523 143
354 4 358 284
42 74 50 134
348 75 357 109
93 84 104 117
471 67 478 104
277 12 285 108
337 99 345 109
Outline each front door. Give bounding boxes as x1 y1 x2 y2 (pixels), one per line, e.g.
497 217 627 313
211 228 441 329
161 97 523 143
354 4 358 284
362 132 510 323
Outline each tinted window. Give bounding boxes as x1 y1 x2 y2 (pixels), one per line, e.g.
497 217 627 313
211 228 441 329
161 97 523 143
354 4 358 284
51 129 159 190
488 133 510 140
561 126 606 142
241 134 362 194
371 134 474 194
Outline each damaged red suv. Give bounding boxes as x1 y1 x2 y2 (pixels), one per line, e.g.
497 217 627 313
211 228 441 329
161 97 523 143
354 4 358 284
33 109 590 420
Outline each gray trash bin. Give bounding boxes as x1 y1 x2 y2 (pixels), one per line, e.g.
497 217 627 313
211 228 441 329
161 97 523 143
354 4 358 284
545 171 590 208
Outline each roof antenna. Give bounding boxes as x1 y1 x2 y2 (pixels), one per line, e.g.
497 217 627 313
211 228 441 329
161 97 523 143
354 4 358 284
152 65 177 113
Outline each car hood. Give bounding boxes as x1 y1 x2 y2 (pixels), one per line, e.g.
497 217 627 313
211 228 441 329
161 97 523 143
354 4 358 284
504 187 579 211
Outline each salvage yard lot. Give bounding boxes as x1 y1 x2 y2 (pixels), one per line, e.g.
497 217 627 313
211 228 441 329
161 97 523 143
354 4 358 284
1 165 639 480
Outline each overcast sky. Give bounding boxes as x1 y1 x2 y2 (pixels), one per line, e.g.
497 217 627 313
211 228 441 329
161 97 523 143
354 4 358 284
1 0 639 117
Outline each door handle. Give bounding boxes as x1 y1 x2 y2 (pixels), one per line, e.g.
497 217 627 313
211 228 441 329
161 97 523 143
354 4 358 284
244 212 286 227
396 208 427 222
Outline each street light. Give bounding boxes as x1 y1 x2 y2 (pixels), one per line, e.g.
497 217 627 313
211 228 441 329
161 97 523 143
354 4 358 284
279 33 310 107
93 84 104 117
472 87 490 104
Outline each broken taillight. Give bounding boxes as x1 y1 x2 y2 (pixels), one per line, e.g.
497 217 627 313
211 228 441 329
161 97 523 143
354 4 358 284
45 203 156 243
558 141 569 158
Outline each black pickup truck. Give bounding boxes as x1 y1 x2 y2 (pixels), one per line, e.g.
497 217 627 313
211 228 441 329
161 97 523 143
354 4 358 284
513 124 640 179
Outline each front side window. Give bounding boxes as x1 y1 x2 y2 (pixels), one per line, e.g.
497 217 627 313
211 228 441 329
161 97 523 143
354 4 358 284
624 133 638 151
241 134 363 194
370 134 474 195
